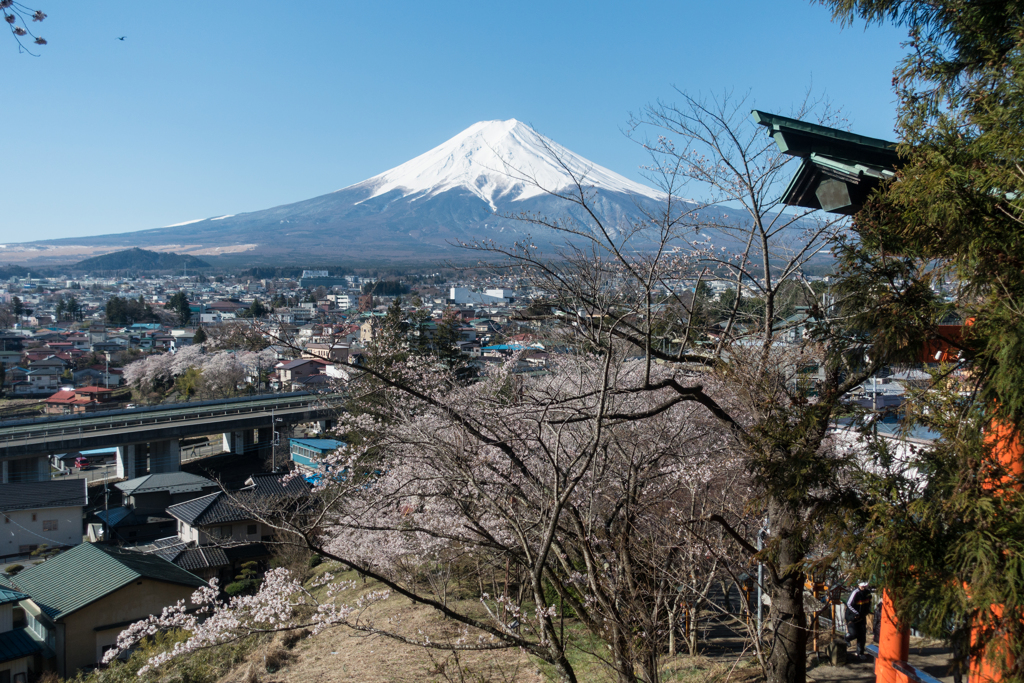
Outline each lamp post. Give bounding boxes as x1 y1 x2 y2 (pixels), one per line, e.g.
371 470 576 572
269 408 284 471
273 417 283 471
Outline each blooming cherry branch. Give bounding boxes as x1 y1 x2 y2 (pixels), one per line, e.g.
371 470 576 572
2 1 46 54
102 569 372 675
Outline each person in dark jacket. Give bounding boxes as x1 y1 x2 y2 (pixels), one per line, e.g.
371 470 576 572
846 581 872 657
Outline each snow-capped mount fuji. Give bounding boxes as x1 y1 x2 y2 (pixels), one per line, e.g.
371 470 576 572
349 118 663 211
31 120 678 264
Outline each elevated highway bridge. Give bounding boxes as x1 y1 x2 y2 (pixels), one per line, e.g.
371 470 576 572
0 392 344 481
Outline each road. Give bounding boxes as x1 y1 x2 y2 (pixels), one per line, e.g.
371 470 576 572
0 391 342 457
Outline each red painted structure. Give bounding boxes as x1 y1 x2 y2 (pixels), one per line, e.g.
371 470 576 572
876 590 911 683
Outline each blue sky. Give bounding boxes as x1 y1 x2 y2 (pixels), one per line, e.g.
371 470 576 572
1 0 907 242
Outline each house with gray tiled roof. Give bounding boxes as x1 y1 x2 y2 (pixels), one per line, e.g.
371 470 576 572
87 472 219 545
116 472 219 511
158 474 309 582
5 543 205 677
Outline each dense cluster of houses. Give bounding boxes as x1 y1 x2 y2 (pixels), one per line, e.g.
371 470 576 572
0 270 562 409
0 458 315 678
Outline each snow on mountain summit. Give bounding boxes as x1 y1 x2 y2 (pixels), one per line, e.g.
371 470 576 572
344 119 662 211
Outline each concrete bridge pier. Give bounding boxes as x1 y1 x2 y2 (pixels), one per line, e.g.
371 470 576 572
150 439 180 473
222 430 258 456
116 439 181 479
1 456 49 483
222 431 242 455
115 444 136 480
257 427 274 460
242 429 256 454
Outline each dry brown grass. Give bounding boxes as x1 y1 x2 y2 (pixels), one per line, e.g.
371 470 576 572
213 565 766 683
272 601 542 682
213 567 542 683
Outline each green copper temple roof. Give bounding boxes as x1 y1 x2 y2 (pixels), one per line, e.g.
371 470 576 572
752 110 902 215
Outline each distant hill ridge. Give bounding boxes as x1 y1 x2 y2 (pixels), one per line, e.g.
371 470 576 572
74 248 211 271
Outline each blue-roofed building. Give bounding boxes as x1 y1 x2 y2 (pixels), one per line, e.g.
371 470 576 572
290 438 346 486
0 584 43 683
289 438 344 470
481 343 543 352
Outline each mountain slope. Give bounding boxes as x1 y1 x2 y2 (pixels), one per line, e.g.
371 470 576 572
26 120 720 263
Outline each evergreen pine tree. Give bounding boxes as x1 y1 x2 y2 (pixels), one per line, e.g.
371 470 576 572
822 1 1024 675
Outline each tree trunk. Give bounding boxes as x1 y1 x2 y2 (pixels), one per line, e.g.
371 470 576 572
688 603 700 656
767 506 807 683
550 650 579 683
667 604 677 656
611 623 640 683
640 649 659 683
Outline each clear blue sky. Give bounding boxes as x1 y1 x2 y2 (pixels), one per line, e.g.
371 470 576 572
2 0 906 242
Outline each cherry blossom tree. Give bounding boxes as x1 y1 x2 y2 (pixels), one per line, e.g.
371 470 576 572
250 354 754 683
102 570 369 674
451 92 884 683
123 346 278 401
109 94 892 683
2 1 47 54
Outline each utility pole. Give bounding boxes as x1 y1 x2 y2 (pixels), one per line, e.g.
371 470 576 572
103 479 110 544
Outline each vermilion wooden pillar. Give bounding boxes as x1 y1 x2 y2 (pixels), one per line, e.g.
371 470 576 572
969 421 1024 681
876 590 911 683
986 420 1024 482
971 603 1007 682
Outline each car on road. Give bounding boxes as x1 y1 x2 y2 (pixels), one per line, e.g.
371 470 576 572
74 457 92 470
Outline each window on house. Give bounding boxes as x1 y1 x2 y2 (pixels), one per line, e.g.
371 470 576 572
1 670 11 683
247 524 257 536
31 513 36 522
219 525 232 538
42 520 57 531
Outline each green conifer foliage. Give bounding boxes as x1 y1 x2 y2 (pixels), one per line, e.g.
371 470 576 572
822 1 1024 676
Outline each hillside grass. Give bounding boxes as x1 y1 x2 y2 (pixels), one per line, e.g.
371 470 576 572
80 562 764 683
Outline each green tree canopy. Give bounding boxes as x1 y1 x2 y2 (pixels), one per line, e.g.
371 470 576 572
242 298 269 319
165 291 192 325
105 296 156 325
821 1 1024 676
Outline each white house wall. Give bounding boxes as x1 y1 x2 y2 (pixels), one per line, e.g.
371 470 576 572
1 505 83 557
178 519 265 546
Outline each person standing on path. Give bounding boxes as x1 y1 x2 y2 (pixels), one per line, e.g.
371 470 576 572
846 581 873 658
